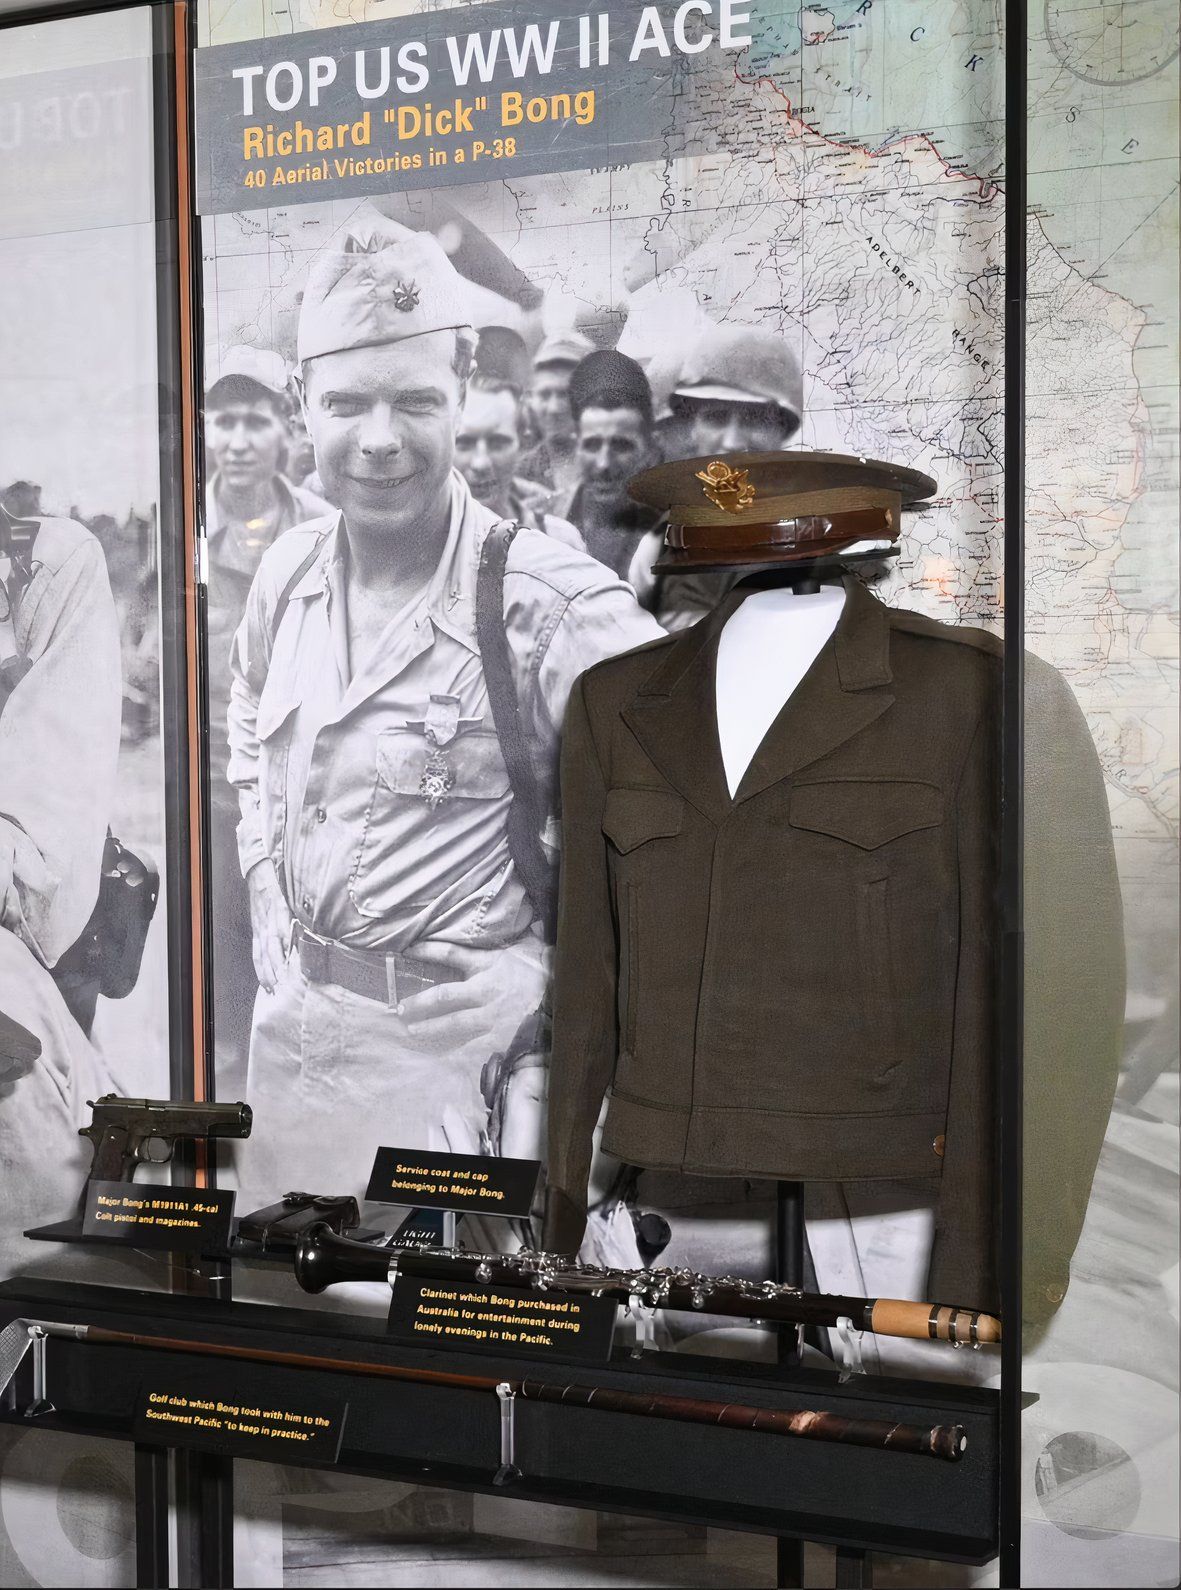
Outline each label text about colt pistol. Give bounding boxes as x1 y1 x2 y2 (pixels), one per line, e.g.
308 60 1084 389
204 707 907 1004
82 1180 234 1253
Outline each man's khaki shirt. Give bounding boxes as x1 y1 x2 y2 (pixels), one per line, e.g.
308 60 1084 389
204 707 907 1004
227 472 662 953
205 472 332 798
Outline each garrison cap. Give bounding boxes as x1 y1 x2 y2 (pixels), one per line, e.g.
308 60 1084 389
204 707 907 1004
568 349 653 425
533 329 595 371
207 344 289 399
298 205 473 365
672 323 803 432
629 450 937 573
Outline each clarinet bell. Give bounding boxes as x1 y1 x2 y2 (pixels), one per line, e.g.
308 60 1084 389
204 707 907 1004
293 1223 390 1292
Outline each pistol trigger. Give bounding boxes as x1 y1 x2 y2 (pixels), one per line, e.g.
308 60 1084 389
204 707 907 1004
141 1135 172 1164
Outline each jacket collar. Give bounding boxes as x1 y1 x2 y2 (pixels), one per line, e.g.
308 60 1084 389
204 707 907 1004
622 575 895 821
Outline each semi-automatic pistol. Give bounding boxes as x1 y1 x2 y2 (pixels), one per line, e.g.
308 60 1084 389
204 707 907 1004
79 1095 252 1183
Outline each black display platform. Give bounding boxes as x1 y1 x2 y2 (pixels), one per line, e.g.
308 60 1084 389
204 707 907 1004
25 1216 383 1268
0 1277 999 1564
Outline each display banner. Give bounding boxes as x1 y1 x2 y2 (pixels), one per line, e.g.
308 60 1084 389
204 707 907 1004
193 0 755 214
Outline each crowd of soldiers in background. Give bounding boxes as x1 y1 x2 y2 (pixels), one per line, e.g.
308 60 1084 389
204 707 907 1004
2 316 804 771
204 317 803 635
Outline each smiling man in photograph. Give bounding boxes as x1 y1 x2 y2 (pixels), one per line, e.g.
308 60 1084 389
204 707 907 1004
561 349 663 579
226 209 662 1211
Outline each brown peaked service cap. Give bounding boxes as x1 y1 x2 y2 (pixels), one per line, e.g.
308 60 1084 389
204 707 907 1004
630 450 938 574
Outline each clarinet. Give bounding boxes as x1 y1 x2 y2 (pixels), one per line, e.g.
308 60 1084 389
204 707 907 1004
293 1224 1001 1346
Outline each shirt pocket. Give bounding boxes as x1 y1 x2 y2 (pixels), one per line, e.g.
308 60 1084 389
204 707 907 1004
254 686 301 864
349 727 512 920
374 728 512 800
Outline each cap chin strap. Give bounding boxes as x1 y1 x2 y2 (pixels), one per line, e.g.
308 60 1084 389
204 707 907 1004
661 504 897 563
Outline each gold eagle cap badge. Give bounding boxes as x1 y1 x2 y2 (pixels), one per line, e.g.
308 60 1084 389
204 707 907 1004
695 459 756 514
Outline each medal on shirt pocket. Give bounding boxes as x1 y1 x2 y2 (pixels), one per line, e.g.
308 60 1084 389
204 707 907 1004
405 694 482 810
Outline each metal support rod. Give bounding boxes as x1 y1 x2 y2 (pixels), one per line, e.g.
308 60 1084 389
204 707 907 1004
25 1326 53 1418
774 1181 805 1587
494 1382 520 1485
835 1315 865 1382
775 1181 805 1367
835 1544 872 1588
627 1291 656 1359
134 1443 171 1590
442 1210 458 1250
999 0 1028 1583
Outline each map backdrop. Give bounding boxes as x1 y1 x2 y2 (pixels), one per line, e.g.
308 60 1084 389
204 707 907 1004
194 1 1178 1585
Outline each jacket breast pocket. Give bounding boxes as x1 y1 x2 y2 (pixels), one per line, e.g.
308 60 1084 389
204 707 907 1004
254 687 301 864
350 727 511 919
601 787 684 855
787 778 943 851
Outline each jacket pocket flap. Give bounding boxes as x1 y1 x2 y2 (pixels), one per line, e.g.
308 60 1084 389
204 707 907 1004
602 788 684 853
789 779 943 850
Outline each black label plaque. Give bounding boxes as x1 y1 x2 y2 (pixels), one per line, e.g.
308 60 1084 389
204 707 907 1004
388 1275 616 1363
366 1148 539 1218
82 1181 234 1252
134 1364 346 1462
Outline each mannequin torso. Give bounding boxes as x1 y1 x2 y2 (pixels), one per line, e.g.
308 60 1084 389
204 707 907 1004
715 584 846 797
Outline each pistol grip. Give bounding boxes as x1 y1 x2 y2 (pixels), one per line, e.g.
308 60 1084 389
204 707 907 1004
87 1125 137 1183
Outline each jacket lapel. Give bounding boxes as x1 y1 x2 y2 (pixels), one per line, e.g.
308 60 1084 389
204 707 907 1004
732 577 895 804
621 593 743 823
622 578 896 819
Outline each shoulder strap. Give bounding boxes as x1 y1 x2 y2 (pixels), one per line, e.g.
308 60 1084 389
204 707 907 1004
269 536 328 650
476 522 557 932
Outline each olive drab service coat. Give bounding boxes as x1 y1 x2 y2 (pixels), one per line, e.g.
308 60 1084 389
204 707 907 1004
545 577 1004 1308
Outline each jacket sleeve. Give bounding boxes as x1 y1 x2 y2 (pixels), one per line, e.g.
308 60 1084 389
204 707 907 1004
1022 655 1123 1327
542 673 620 1254
928 689 1001 1311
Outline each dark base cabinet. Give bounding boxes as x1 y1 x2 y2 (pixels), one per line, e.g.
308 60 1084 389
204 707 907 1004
0 1277 998 1578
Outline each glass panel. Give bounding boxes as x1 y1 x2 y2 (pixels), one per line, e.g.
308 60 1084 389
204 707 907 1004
0 7 184 1585
195 1 1012 1584
1022 1 1179 1584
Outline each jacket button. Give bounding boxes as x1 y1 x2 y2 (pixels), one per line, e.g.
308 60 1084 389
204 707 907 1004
315 806 327 823
932 1134 946 1157
1045 1282 1065 1305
